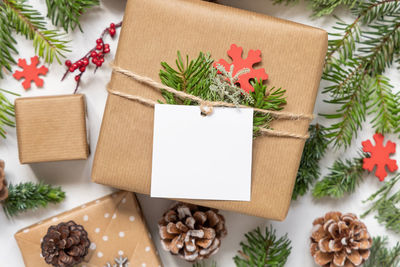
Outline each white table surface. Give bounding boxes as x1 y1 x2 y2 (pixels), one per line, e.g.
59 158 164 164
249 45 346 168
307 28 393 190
1 0 399 266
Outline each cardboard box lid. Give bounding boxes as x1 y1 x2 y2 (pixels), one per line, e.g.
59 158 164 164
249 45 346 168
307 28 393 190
15 191 162 267
92 0 327 220
15 94 89 164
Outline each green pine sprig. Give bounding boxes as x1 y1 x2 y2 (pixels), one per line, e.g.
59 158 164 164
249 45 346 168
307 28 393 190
361 174 400 233
159 51 214 105
364 236 400 267
159 52 286 135
0 0 70 78
250 80 286 136
321 0 400 148
193 261 218 267
46 0 99 32
0 10 17 78
2 181 66 217
0 88 18 138
310 0 360 17
367 75 400 134
312 153 365 199
292 124 328 200
271 0 357 17
233 226 292 267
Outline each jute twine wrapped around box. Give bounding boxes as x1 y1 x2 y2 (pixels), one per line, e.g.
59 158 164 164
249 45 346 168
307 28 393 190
107 63 314 140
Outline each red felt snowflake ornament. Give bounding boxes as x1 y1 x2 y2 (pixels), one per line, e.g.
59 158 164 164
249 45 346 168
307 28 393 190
13 56 48 90
214 44 268 93
362 133 398 181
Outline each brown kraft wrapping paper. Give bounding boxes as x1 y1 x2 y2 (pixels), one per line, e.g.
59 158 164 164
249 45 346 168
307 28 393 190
92 0 328 220
15 94 89 164
15 191 162 267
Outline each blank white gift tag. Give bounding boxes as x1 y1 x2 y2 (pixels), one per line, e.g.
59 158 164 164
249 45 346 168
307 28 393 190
151 104 253 201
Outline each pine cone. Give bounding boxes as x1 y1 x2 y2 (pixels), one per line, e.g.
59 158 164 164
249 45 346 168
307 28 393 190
41 221 90 267
0 160 8 201
158 203 227 262
310 212 372 267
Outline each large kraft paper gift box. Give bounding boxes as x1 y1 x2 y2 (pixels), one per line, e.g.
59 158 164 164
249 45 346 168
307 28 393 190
15 191 162 267
92 0 328 220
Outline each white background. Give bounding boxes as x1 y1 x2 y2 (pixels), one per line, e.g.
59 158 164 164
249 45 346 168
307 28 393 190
0 0 399 266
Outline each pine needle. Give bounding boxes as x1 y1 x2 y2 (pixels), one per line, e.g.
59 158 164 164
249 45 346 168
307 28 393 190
320 0 400 148
233 226 292 267
159 51 286 135
2 181 66 217
364 236 400 267
361 174 400 233
0 11 17 78
0 88 18 138
46 0 99 32
292 124 328 200
193 261 218 267
0 0 70 78
312 153 365 199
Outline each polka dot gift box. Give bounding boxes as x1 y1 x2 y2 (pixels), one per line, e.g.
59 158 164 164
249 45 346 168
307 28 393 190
14 191 162 267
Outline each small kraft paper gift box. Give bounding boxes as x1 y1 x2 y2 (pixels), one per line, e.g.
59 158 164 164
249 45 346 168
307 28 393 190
92 0 328 220
15 191 162 267
15 94 89 164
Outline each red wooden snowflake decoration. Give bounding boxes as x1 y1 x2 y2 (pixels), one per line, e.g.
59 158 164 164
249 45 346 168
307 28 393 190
214 44 268 93
13 56 48 90
362 133 398 181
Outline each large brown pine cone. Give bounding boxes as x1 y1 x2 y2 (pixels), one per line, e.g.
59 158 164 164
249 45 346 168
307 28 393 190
0 160 8 201
158 203 227 262
41 221 90 267
310 212 372 267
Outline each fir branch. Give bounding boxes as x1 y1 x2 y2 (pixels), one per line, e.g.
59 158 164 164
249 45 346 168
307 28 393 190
272 0 357 16
1 0 70 64
321 1 400 148
193 261 218 267
0 10 17 78
362 174 400 233
0 88 18 138
396 55 400 69
271 0 298 5
249 80 286 111
159 51 214 105
292 124 328 200
250 80 286 135
312 153 365 198
321 68 369 148
364 236 400 267
2 181 66 217
233 226 291 267
367 75 400 134
46 0 99 32
325 16 361 70
311 0 360 17
357 0 400 24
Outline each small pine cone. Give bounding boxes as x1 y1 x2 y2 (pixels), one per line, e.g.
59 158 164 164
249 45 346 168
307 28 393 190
0 160 8 201
41 221 90 267
158 203 227 262
310 212 372 267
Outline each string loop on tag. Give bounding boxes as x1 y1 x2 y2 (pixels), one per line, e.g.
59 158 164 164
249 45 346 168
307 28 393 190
200 102 214 116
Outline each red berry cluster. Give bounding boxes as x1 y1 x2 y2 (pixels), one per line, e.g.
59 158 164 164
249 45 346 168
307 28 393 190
62 22 122 93
109 23 117 37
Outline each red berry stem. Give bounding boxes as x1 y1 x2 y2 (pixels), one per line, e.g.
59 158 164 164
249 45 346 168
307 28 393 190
62 21 122 94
